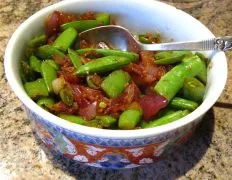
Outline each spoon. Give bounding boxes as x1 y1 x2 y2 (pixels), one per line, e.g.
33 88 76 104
79 25 232 52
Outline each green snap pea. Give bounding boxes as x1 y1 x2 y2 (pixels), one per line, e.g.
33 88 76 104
84 120 100 127
53 27 78 52
183 77 206 103
76 48 139 62
61 20 101 32
86 75 99 89
101 70 131 98
142 110 190 128
59 114 85 125
37 45 65 59
41 60 57 93
170 97 199 111
96 115 117 128
46 59 59 70
68 49 82 69
118 109 142 130
28 34 47 48
154 51 192 65
154 55 206 101
59 86 73 106
195 53 207 84
75 56 133 76
96 13 110 25
37 97 55 109
20 60 37 82
29 55 41 73
24 78 49 99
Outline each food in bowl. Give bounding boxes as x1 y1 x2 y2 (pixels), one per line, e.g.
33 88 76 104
21 10 208 130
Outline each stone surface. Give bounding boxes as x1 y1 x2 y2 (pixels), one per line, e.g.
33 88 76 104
0 0 231 179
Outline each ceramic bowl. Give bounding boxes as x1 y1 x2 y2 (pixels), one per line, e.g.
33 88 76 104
4 0 227 168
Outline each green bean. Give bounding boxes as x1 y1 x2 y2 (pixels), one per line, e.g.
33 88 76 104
37 97 55 109
61 20 101 32
96 13 110 25
41 60 57 93
68 49 82 69
46 59 59 70
37 45 65 59
76 48 139 62
29 56 41 73
118 109 142 130
28 34 47 48
142 110 189 128
170 97 199 111
101 70 131 98
183 77 206 103
24 78 49 99
59 114 85 125
53 27 78 52
75 56 133 76
154 51 192 65
154 55 206 101
96 115 117 128
59 86 73 106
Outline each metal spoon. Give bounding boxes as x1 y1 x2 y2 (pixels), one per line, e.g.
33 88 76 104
79 25 232 52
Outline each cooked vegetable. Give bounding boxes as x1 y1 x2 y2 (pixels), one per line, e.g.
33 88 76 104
37 97 55 109
59 114 85 125
41 60 57 93
183 77 206 103
170 97 198 111
59 86 73 106
29 56 41 73
28 34 47 48
76 56 133 76
96 115 117 128
68 49 82 69
37 45 65 59
53 27 78 52
76 48 139 62
24 79 49 99
154 55 206 101
61 20 101 31
118 109 142 130
142 110 190 128
96 13 110 25
101 70 131 98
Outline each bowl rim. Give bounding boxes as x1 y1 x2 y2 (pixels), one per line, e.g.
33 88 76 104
4 0 228 139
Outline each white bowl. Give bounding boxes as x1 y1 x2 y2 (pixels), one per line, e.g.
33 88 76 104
4 0 227 168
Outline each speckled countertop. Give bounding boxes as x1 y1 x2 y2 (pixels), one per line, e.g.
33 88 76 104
0 0 232 179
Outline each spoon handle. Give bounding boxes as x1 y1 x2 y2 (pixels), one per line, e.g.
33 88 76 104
140 36 232 51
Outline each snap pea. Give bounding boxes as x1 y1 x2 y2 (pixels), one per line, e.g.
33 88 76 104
41 60 57 93
46 59 59 70
154 51 192 65
101 70 131 98
84 120 100 127
154 55 206 101
53 27 78 52
96 13 110 25
76 48 139 62
59 114 85 125
59 86 73 106
68 49 82 69
28 34 47 48
170 97 199 111
183 77 206 103
75 56 132 76
96 115 117 128
37 45 65 59
142 110 190 129
61 20 101 32
29 55 41 73
195 53 207 84
118 109 142 130
37 97 55 109
138 33 160 44
24 78 49 99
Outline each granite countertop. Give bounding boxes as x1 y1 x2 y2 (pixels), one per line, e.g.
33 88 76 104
0 0 231 179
